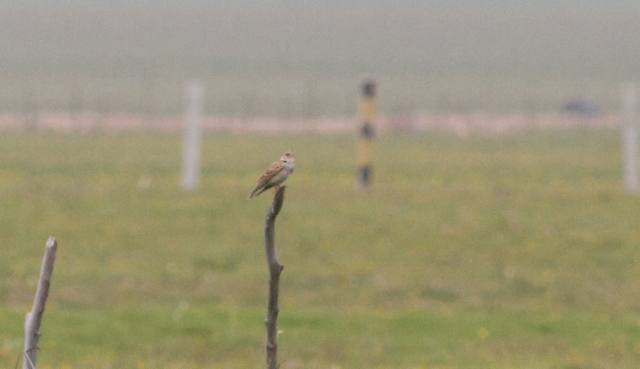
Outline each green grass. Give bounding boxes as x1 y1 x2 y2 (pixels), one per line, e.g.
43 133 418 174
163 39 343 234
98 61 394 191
2 307 639 368
2 130 640 367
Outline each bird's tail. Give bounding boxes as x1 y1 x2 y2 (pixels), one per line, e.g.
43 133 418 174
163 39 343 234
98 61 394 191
247 188 260 200
247 186 270 199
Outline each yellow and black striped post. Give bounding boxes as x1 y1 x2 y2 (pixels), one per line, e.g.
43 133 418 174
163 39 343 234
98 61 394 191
357 80 375 189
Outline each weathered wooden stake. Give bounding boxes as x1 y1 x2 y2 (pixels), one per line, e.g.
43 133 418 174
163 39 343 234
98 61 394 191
23 237 58 369
264 187 286 369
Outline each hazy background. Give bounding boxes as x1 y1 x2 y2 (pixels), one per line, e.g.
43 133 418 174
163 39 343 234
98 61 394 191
4 2 640 367
0 1 638 119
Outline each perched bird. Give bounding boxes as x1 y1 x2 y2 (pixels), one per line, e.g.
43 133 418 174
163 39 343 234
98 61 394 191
247 152 295 199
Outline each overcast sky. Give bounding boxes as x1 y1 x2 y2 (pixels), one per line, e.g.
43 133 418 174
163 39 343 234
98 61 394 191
3 0 639 7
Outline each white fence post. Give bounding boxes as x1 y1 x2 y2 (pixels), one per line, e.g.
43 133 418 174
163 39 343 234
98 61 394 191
181 82 204 191
622 83 638 194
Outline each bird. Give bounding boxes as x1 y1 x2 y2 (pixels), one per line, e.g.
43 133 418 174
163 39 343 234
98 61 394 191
247 152 295 199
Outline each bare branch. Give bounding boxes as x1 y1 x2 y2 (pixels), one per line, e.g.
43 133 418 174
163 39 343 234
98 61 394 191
264 187 285 369
23 237 58 369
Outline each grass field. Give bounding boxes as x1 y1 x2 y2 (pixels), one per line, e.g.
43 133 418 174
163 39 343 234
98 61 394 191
2 129 640 368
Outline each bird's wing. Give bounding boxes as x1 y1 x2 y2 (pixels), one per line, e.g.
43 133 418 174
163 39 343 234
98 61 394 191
255 161 284 188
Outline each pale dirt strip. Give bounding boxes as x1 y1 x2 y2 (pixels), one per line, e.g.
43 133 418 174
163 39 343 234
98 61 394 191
0 112 622 135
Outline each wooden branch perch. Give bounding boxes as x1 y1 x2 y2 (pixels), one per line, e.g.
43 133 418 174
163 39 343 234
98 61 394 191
264 186 286 369
23 236 58 369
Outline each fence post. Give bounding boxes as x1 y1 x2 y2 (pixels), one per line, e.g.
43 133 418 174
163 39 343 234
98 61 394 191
622 82 638 194
181 82 204 191
264 187 286 369
356 79 376 190
23 237 58 369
